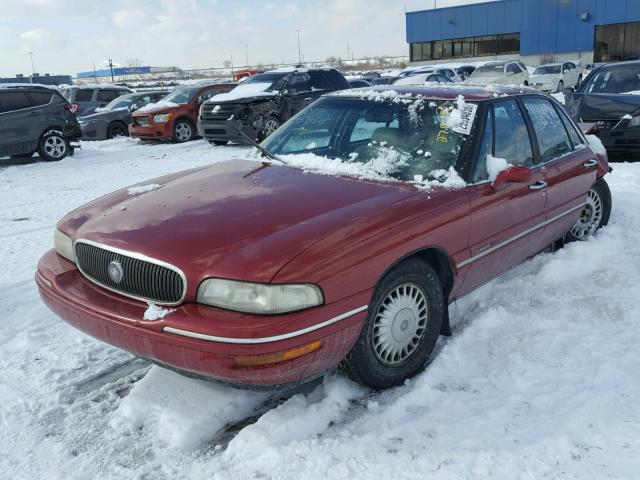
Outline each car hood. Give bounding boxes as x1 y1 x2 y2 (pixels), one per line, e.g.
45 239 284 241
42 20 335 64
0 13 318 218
60 159 417 296
207 82 279 105
530 74 559 83
569 92 640 120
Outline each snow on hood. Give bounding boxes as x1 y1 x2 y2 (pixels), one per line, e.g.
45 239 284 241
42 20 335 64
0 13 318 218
136 100 179 113
207 82 277 103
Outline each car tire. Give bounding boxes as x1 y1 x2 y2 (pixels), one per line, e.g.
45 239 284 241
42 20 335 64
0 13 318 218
557 80 564 93
210 140 228 146
340 259 444 390
258 116 280 141
173 119 195 143
566 177 612 242
107 121 129 139
524 80 529 86
38 130 69 162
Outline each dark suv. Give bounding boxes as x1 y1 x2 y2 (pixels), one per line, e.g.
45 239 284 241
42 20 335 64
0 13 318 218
198 68 349 144
0 85 81 161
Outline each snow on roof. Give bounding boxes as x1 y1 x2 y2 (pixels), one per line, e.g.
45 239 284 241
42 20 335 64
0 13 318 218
0 83 58 90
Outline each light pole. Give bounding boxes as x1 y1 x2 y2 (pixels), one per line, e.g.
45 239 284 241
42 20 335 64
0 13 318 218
28 51 35 82
108 58 115 82
244 44 249 68
297 28 302 65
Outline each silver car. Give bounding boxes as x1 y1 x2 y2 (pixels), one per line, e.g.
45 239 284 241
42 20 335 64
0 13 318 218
78 91 168 140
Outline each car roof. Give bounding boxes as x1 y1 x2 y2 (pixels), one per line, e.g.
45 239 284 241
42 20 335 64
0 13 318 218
0 83 58 90
331 84 539 102
599 60 640 70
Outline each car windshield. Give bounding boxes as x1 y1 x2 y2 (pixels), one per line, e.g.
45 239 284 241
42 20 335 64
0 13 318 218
581 67 640 94
261 95 472 183
534 65 561 75
473 64 505 76
243 72 289 91
162 86 200 104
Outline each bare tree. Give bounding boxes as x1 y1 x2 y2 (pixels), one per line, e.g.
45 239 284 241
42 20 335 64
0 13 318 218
222 60 232 68
125 58 143 68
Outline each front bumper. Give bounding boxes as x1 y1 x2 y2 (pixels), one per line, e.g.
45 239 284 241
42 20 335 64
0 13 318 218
595 128 640 158
129 118 173 140
198 118 256 145
36 249 369 388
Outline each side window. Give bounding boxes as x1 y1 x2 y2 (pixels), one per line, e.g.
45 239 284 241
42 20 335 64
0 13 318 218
493 100 534 167
309 71 333 91
506 63 520 75
75 89 94 102
437 74 451 83
97 90 121 102
473 108 494 182
522 98 572 162
286 73 311 93
426 74 439 83
0 92 32 113
29 91 53 106
517 61 527 72
554 103 585 149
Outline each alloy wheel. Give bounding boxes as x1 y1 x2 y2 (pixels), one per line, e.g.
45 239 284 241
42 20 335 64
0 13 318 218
372 283 429 366
44 135 67 159
175 122 192 142
262 118 279 137
570 188 603 240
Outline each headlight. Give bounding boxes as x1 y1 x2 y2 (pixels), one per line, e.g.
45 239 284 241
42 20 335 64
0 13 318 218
197 278 323 314
153 113 170 123
54 228 75 263
629 115 640 128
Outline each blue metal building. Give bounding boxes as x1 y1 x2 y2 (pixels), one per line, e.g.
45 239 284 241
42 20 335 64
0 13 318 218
406 0 640 64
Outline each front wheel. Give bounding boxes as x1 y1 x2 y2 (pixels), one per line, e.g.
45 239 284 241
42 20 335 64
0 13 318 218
38 130 69 161
257 116 280 141
566 177 612 242
173 119 194 143
107 121 129 139
340 259 444 390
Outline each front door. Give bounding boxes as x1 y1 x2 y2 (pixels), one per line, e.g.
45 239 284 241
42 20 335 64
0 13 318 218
459 99 548 295
521 97 599 240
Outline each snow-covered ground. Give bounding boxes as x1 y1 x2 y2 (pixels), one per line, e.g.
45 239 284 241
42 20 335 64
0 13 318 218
1 138 640 479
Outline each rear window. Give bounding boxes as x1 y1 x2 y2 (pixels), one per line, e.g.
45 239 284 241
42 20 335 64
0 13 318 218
29 91 53 106
0 92 32 113
75 89 94 102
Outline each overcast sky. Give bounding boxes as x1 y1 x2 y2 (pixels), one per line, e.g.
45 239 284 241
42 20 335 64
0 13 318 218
0 0 493 77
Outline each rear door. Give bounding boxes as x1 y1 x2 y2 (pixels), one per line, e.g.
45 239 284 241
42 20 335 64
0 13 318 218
521 97 597 241
459 99 548 294
0 91 43 156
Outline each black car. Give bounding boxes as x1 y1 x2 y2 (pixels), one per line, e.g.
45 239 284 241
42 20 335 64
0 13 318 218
198 68 350 145
78 91 169 140
565 60 640 159
456 66 476 80
0 84 80 161
348 78 373 88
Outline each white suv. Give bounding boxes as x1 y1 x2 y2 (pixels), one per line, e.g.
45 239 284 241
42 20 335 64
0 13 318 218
465 61 530 86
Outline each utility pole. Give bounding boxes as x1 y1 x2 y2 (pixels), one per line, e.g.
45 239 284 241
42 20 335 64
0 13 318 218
244 44 249 68
347 43 350 64
230 53 234 78
108 58 115 82
28 51 35 83
297 28 302 65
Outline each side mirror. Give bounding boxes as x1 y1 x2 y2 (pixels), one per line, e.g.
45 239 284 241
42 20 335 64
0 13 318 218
492 165 531 191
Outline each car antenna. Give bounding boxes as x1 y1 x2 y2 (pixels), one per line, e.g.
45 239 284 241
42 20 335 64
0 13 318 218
225 118 288 165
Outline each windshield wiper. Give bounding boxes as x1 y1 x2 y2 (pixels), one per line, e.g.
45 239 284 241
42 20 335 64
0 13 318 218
225 118 288 165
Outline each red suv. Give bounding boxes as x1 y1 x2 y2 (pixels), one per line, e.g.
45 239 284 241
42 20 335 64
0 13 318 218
129 83 235 142
37 85 611 390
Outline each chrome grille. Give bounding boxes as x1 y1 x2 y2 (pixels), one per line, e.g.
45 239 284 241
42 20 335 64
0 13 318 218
200 103 244 122
75 241 186 305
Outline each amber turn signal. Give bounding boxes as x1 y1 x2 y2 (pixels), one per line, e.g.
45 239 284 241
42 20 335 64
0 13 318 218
233 340 323 367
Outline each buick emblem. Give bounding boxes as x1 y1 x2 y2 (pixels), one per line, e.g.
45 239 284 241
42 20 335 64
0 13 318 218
108 260 124 284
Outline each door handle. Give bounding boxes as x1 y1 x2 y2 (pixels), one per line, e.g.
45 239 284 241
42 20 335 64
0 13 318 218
529 181 548 190
583 159 598 168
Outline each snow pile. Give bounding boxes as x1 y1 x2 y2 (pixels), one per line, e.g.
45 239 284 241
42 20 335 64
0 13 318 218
127 183 162 195
586 134 607 156
111 367 268 451
143 303 174 321
208 83 276 103
551 92 565 104
486 154 512 182
136 100 179 113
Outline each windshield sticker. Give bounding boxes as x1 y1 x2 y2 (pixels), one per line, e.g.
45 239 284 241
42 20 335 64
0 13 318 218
452 103 478 136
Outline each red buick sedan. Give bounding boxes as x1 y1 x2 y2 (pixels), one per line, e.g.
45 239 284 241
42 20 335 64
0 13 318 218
36 85 611 390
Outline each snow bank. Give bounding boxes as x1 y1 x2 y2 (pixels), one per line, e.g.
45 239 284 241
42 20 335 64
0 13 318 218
111 367 268 451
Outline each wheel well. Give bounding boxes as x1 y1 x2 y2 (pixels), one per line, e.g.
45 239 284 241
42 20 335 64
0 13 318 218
108 120 127 130
174 117 193 127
